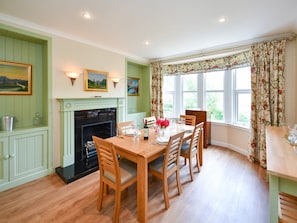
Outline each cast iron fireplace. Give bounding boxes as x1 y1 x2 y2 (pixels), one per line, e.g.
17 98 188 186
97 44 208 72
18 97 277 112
56 108 116 183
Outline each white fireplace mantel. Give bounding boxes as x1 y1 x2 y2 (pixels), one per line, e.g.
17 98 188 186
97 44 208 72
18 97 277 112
57 97 125 167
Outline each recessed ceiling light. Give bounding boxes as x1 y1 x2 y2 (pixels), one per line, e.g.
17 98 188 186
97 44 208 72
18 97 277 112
81 11 93 20
218 16 227 23
145 41 150 45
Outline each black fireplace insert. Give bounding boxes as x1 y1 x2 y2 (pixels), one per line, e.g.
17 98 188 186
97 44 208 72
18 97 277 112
56 108 117 183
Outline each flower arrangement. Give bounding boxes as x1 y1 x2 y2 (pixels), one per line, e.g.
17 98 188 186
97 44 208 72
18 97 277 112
156 118 170 128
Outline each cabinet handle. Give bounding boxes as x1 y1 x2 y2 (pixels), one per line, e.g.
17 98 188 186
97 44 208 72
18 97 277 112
3 155 9 160
10 154 15 158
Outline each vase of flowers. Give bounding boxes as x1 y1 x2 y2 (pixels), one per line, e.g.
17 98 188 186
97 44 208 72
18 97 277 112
156 118 170 137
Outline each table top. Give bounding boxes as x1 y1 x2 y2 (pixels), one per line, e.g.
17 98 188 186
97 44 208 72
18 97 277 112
106 124 194 160
266 126 297 182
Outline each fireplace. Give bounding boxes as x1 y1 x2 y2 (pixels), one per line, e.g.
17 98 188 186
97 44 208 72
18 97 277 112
56 106 117 183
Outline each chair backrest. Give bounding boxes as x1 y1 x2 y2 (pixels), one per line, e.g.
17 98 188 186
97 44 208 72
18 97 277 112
163 131 185 173
144 116 156 128
117 121 135 135
180 115 196 126
92 136 120 183
189 122 204 152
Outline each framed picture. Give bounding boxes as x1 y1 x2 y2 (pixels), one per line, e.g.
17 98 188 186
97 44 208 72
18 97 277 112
0 60 32 95
84 69 108 92
127 77 140 96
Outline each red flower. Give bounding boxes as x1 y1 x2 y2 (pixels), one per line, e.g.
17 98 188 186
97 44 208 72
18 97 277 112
156 118 170 128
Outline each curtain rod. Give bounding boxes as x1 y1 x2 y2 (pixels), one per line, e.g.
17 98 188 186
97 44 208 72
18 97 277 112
154 32 296 65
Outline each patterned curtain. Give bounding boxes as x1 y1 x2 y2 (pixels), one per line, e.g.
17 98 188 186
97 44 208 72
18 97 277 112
151 62 164 118
162 51 251 75
248 39 286 168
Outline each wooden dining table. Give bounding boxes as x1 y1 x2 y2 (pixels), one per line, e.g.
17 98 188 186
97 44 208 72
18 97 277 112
106 124 203 223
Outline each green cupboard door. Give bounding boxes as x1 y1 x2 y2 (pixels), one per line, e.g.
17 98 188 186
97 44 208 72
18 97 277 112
0 137 9 185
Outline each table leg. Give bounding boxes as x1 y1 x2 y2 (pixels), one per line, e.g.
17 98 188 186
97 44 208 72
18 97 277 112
137 156 148 223
269 175 279 223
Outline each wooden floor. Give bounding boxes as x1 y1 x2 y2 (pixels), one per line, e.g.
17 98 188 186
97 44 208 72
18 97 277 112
0 146 269 223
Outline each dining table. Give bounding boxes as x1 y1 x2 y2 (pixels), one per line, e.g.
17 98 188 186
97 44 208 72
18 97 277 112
106 123 202 223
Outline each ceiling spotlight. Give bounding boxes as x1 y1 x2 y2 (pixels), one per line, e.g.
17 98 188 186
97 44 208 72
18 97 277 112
145 41 150 45
81 11 92 20
218 17 226 23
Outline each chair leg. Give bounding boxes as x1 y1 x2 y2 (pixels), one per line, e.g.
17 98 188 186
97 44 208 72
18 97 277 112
163 178 170 210
188 156 194 181
113 189 121 223
196 152 201 172
97 181 104 211
176 169 182 195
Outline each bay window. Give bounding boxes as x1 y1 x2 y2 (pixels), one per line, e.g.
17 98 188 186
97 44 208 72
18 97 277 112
162 66 251 127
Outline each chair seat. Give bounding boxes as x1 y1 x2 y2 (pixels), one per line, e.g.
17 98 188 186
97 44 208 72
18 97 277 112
149 155 177 174
104 159 137 184
180 142 197 155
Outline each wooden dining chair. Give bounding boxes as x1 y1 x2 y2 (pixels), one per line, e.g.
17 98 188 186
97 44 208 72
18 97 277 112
180 114 196 126
180 122 204 181
117 120 135 135
143 116 156 128
148 131 185 210
92 136 137 223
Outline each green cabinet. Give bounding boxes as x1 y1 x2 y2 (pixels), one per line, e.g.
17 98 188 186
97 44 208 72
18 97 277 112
0 24 52 191
0 137 9 185
127 112 147 129
0 128 48 192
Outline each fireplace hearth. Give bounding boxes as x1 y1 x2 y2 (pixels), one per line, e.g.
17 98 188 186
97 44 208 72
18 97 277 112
56 108 117 183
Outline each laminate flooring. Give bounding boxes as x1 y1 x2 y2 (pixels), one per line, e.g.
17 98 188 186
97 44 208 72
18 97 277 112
0 145 269 223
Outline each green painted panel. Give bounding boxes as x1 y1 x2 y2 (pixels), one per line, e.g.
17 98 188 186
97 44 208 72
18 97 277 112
127 60 150 115
0 34 46 129
0 137 9 184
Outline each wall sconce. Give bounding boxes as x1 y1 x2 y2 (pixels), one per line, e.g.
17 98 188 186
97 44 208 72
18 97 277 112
65 72 80 86
111 78 120 88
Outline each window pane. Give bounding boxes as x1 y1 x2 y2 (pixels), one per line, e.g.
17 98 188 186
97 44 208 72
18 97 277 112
183 92 197 110
235 67 251 90
182 74 197 91
163 75 175 91
205 71 224 90
163 93 174 114
206 92 224 121
237 93 251 124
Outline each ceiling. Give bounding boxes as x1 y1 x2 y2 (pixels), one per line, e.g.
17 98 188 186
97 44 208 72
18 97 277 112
0 0 297 62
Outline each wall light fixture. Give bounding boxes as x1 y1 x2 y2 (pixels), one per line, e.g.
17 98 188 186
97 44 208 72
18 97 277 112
111 78 120 88
65 72 80 86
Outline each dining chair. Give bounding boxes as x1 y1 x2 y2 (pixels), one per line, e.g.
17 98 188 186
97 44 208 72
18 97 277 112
148 131 185 210
92 136 137 223
180 122 204 181
180 114 196 126
117 120 135 135
143 116 156 128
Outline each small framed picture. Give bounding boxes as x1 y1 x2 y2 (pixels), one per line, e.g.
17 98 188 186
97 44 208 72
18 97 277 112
127 77 140 96
0 60 32 95
84 69 108 92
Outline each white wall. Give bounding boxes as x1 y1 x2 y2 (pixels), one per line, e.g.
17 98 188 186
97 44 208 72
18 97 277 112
51 36 128 167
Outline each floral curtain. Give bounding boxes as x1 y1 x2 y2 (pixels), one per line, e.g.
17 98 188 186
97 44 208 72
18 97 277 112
248 39 286 168
162 51 251 75
151 62 164 118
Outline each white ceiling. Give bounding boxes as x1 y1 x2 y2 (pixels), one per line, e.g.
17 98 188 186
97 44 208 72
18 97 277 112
0 0 297 61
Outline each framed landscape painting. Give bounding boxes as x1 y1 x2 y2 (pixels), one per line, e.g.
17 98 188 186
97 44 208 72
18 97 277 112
0 60 32 95
84 69 108 92
127 77 140 96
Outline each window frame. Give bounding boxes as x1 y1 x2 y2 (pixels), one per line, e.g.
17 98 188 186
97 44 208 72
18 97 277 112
162 66 251 128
